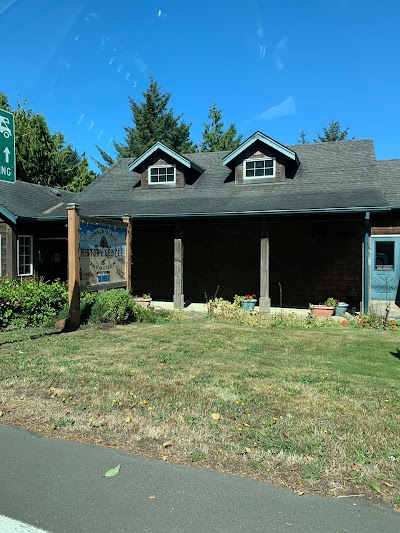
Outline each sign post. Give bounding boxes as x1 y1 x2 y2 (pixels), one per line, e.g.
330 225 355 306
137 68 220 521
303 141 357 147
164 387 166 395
0 109 16 183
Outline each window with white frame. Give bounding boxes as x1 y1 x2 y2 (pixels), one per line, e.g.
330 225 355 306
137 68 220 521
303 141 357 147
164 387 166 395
244 157 275 179
17 235 33 276
149 165 176 184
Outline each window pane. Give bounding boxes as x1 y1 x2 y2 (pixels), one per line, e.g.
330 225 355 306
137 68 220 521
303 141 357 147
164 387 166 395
375 241 394 270
265 167 273 175
246 169 254 177
265 159 273 167
159 174 166 182
255 169 264 176
255 161 264 168
246 161 255 170
150 168 157 176
166 174 174 182
159 167 166 175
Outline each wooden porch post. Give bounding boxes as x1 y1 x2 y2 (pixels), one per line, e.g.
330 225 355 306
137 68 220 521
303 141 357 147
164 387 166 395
67 203 80 329
173 224 184 310
362 212 371 314
123 215 132 292
259 219 270 314
5 224 17 278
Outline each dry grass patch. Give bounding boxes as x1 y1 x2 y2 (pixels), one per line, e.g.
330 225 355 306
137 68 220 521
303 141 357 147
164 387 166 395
0 321 399 508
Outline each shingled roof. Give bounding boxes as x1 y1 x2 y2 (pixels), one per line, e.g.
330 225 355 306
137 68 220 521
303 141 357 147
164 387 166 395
0 138 394 221
0 180 77 222
377 159 400 207
74 138 389 219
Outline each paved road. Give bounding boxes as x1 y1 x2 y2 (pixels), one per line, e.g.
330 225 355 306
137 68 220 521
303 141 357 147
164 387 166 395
0 425 398 533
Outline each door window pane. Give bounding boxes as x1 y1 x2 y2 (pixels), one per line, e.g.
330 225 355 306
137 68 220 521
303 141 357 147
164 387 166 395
375 241 394 270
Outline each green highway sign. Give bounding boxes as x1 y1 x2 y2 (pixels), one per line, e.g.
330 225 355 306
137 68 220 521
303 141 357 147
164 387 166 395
0 108 16 183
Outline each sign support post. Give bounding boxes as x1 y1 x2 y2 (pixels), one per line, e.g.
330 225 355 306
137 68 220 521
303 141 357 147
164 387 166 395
67 203 80 329
123 215 132 292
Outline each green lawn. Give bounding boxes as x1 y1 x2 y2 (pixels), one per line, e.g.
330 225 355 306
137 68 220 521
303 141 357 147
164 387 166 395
0 320 399 508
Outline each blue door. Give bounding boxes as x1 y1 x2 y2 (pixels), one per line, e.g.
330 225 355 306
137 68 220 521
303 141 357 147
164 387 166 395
371 237 400 301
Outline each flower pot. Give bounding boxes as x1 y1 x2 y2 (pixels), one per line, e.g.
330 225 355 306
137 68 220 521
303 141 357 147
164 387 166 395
240 299 257 311
334 303 348 316
312 305 335 317
134 298 152 308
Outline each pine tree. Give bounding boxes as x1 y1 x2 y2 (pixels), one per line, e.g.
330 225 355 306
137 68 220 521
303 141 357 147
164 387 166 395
199 103 242 152
92 145 115 173
298 130 308 144
67 153 97 192
1 94 96 190
314 120 353 142
94 75 195 170
0 92 11 111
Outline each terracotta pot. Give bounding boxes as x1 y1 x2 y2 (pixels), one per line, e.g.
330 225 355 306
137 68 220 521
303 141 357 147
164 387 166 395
134 298 152 308
312 305 335 317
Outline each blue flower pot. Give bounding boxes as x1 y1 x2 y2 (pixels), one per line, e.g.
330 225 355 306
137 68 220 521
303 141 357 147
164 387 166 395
335 303 348 316
240 299 257 311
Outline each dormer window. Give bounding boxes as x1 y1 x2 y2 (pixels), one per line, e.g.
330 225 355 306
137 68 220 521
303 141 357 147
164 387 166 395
244 157 275 179
149 165 176 184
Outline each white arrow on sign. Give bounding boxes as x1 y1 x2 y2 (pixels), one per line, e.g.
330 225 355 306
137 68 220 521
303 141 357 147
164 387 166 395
3 147 10 163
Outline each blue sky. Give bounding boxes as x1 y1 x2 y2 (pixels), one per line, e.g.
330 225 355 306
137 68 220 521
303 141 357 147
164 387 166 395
1 0 399 169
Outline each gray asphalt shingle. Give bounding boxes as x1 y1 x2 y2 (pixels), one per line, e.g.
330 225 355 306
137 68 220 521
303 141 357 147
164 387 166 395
0 138 395 220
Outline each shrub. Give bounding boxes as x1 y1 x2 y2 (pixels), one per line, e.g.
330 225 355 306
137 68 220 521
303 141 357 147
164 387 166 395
89 289 136 324
0 278 67 329
57 291 99 325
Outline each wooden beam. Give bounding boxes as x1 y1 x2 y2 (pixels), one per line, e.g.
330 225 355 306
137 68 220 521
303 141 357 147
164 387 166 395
173 224 184 309
67 203 80 329
259 220 270 314
123 215 132 292
5 223 17 278
362 212 371 314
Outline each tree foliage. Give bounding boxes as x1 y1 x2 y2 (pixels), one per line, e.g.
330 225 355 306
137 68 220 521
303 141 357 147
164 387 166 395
199 103 242 152
314 120 353 143
0 94 96 191
94 75 195 170
298 130 308 144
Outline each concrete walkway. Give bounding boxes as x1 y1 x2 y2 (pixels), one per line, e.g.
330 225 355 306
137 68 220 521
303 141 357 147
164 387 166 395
0 425 398 533
153 300 310 317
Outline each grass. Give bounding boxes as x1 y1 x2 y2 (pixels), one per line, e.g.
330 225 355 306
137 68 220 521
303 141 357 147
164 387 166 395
0 319 399 508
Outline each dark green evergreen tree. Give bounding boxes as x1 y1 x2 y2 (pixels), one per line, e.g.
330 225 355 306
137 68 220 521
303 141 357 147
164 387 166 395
0 92 11 111
0 94 96 190
94 75 195 170
66 153 97 192
298 130 308 144
314 120 353 142
199 103 242 152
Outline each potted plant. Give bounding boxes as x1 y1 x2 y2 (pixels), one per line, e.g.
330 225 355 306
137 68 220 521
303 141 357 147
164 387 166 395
133 293 152 308
234 293 257 311
310 297 338 317
335 301 348 316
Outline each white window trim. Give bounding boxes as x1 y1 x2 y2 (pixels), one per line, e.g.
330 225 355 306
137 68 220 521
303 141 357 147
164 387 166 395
148 164 176 185
243 157 276 179
17 235 33 277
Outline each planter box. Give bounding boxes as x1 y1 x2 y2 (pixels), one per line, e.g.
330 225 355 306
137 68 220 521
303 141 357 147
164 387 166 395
312 305 335 317
134 298 152 308
240 299 257 311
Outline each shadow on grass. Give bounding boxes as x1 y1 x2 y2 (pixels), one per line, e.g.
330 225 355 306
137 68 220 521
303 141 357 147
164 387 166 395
0 328 63 346
389 348 400 360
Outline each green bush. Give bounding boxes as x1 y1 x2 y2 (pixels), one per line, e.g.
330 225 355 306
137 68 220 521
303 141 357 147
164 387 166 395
0 278 68 329
57 291 99 325
89 289 136 324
